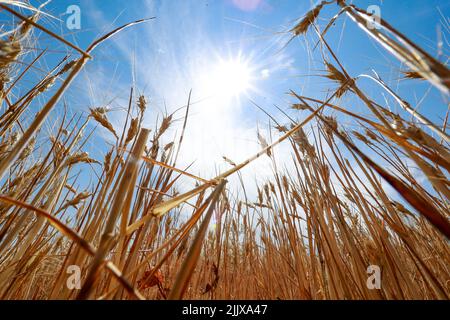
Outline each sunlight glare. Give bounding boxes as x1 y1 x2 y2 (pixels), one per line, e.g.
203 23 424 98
199 57 252 101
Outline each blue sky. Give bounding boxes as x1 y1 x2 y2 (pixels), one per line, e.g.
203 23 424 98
10 0 450 196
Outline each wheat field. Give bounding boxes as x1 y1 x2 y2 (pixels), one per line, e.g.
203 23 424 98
0 0 449 300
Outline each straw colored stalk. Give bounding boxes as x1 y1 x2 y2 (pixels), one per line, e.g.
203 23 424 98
168 179 227 299
77 128 150 300
337 1 450 94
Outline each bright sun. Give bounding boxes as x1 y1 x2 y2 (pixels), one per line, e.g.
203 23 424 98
199 57 252 101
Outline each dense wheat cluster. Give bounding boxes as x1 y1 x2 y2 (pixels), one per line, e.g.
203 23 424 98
0 1 449 300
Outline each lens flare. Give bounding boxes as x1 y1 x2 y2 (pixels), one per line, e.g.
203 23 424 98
231 0 263 11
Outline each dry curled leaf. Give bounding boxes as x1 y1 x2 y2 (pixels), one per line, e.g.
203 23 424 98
138 268 164 290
